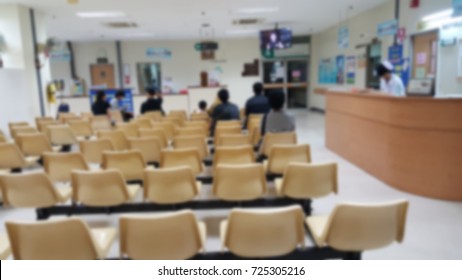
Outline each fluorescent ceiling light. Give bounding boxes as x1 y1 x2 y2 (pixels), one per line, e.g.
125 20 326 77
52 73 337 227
226 29 258 35
422 9 453 22
76 11 126 18
236 7 279 14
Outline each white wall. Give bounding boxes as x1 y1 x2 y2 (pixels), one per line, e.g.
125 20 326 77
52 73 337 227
0 5 25 68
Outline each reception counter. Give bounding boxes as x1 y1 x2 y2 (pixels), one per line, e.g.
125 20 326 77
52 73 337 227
318 88 462 201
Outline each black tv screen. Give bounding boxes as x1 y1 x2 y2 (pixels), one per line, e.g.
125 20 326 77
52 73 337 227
260 28 292 50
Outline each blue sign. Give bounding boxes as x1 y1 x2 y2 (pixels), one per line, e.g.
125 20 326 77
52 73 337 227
89 89 134 113
378 19 398 37
454 0 462 17
388 45 409 86
146 48 172 59
336 55 345 84
318 58 337 84
388 45 403 65
338 26 349 49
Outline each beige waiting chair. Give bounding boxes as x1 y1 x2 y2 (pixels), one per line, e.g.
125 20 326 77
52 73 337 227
190 112 209 122
6 218 116 260
305 200 409 253
79 139 115 165
265 144 311 175
117 123 139 138
58 112 77 121
260 132 297 157
160 149 204 177
213 145 255 170
247 114 264 127
216 120 241 128
173 136 209 160
0 233 11 260
153 122 175 141
164 115 184 127
133 118 153 129
36 120 60 133
213 164 266 201
71 170 140 207
248 120 262 146
175 127 207 138
9 122 30 135
91 115 112 131
144 166 201 204
11 126 38 139
47 125 78 146
214 126 242 145
0 173 72 208
169 110 187 120
98 130 129 151
0 143 40 172
120 210 206 260
34 118 54 130
138 128 168 148
216 134 251 147
109 110 124 123
0 131 6 143
275 162 338 199
68 120 94 140
15 133 54 157
43 152 90 183
220 205 305 258
102 150 151 182
129 137 162 164
183 120 208 132
143 111 163 122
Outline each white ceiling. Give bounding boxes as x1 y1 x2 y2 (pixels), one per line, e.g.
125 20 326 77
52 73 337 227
0 0 388 41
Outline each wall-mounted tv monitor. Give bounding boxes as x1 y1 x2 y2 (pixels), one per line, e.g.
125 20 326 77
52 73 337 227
260 28 292 50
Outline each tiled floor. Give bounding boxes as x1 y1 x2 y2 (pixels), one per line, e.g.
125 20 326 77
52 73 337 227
1 110 461 259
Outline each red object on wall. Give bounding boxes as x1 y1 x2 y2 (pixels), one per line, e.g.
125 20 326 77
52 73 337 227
410 0 420 8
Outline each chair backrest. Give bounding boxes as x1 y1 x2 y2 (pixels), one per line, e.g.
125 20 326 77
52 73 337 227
0 173 61 208
120 210 204 260
0 143 27 169
213 164 266 201
160 149 203 176
213 145 255 170
79 139 115 164
9 122 30 136
260 132 297 156
15 133 52 157
37 120 60 133
80 112 94 121
6 218 99 260
117 123 139 138
164 115 184 126
108 110 124 123
321 200 409 251
168 110 187 121
34 117 54 128
172 136 208 160
0 132 6 143
68 120 93 138
47 125 78 145
11 126 38 139
248 119 262 146
183 121 208 132
248 114 264 126
144 166 198 204
280 162 337 199
98 130 129 151
129 137 162 163
214 126 242 145
216 120 241 128
91 115 111 131
217 134 251 147
58 112 77 122
43 152 90 183
267 144 311 174
72 170 131 207
153 122 175 140
138 129 168 148
143 111 163 122
175 127 207 138
224 206 305 258
102 151 146 181
190 112 209 122
133 118 153 129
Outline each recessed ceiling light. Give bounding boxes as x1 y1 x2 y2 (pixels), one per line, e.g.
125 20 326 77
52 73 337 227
422 9 452 22
226 29 258 35
236 7 279 14
76 11 126 18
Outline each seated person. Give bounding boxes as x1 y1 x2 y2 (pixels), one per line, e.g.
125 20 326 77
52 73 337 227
110 90 133 122
211 89 240 135
198 100 207 113
91 90 110 116
140 87 164 115
261 91 295 135
244 82 270 127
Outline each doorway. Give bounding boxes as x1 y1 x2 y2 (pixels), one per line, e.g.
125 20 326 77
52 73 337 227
412 31 438 80
137 63 162 93
90 64 116 88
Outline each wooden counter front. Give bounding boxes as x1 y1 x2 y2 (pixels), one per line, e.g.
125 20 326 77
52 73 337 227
320 90 462 201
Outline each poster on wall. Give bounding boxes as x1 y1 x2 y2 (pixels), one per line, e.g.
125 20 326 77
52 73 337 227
336 55 345 84
377 19 398 37
397 27 406 45
346 56 356 84
146 48 172 59
388 45 410 86
453 0 462 17
318 58 337 84
338 26 349 49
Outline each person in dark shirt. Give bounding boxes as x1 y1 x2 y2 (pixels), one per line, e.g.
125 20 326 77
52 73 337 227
211 89 240 136
91 90 110 116
244 82 270 128
140 87 164 115
261 91 295 136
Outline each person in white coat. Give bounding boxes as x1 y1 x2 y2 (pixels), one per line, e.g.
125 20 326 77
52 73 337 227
377 61 406 97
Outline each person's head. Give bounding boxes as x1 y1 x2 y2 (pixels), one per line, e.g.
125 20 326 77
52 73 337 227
218 89 230 104
96 90 106 102
268 91 285 111
146 87 156 98
198 100 207 111
253 82 264 96
115 90 125 100
377 61 393 81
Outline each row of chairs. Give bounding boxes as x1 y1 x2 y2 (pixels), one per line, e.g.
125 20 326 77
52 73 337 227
1 200 409 260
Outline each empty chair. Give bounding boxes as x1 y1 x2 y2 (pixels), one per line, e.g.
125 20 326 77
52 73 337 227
216 134 251 147
120 210 206 260
0 233 11 260
260 132 297 157
79 139 115 165
0 143 39 172
0 173 71 208
47 125 78 146
214 126 242 145
168 110 187 121
117 123 139 138
213 146 255 170
6 218 116 260
305 200 409 254
34 117 54 129
265 144 311 175
37 120 60 133
108 110 124 123
143 111 163 122
213 164 266 201
71 170 140 207
173 136 209 160
139 128 168 148
58 113 78 123
152 122 175 141
144 166 201 204
15 133 53 157
220 206 305 258
102 150 150 182
183 121 208 132
43 152 90 184
216 120 241 128
164 115 184 126
133 118 153 129
91 115 112 131
11 126 38 139
275 162 338 199
175 127 207 138
9 122 29 133
68 120 94 140
160 149 204 176
98 130 129 151
190 112 209 122
129 137 162 164
0 131 6 143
